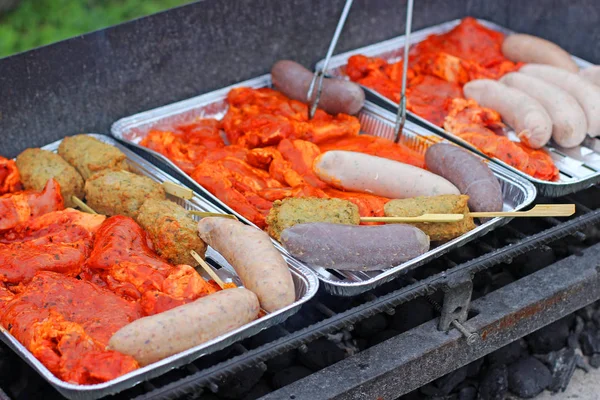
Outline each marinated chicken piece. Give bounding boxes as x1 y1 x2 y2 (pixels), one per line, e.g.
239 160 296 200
136 199 207 266
16 148 84 208
444 98 559 181
58 135 130 179
0 208 105 244
0 179 64 231
267 197 360 241
82 216 218 315
0 272 141 384
221 87 360 148
191 162 269 228
84 169 166 218
384 195 476 241
0 156 22 195
344 18 558 181
0 209 103 283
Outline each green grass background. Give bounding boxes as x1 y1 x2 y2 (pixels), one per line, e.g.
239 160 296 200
0 0 193 58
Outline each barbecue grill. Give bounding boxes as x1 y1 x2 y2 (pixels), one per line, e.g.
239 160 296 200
1 1 600 399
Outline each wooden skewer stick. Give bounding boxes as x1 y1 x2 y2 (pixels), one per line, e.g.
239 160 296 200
361 214 464 223
71 196 97 214
362 204 575 224
190 250 226 289
188 211 239 221
469 204 575 218
162 181 194 200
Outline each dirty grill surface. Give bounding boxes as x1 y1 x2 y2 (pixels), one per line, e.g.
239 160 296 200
1 187 600 400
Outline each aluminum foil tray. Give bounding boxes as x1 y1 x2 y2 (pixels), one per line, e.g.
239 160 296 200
316 18 600 197
1 134 318 400
111 75 536 296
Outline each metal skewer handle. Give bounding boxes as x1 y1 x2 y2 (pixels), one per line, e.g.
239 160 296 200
393 0 414 142
307 0 354 119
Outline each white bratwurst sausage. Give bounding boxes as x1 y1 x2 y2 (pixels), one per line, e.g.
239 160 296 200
500 72 587 148
313 151 460 199
579 66 600 87
463 79 552 149
108 288 260 366
520 64 600 137
502 34 579 72
198 217 295 313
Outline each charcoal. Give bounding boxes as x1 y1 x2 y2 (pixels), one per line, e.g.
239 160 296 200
458 386 477 400
466 357 485 378
508 357 551 398
589 354 600 369
543 348 577 392
271 366 313 389
420 383 444 397
526 317 570 353
488 339 527 365
390 297 435 331
574 315 585 334
490 271 516 290
298 338 346 370
266 350 297 371
575 349 590 372
354 313 389 338
576 304 595 321
369 329 400 347
433 365 468 395
509 247 555 278
355 338 369 351
592 309 600 328
579 328 600 356
477 364 508 400
241 379 272 400
217 365 265 399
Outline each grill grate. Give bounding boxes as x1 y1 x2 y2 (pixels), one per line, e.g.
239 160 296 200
1 186 599 400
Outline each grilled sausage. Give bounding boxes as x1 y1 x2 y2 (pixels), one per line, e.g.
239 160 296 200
58 134 129 180
108 288 260 366
463 79 552 149
15 148 84 208
280 223 430 270
579 66 600 87
425 143 503 213
314 150 460 199
271 60 365 115
501 72 587 148
520 64 600 138
84 170 165 218
197 217 295 313
136 199 207 265
502 34 579 72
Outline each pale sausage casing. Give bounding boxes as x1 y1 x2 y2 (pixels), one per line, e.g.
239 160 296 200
425 143 503 213
271 60 365 115
198 217 295 313
463 79 552 149
579 66 600 87
313 151 460 199
502 34 579 72
280 223 430 271
108 288 260 366
500 72 587 148
520 64 600 138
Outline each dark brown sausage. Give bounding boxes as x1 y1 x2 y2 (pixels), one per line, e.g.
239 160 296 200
425 143 503 213
271 60 365 115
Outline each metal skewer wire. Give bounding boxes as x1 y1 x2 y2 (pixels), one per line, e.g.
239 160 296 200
307 0 354 119
393 0 414 142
